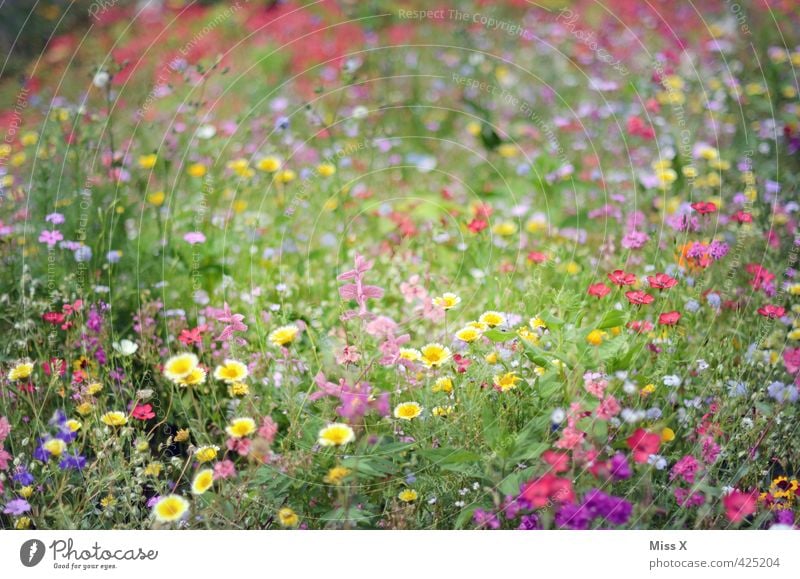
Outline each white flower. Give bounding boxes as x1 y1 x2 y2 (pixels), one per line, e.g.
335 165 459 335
93 71 110 88
550 408 566 424
647 454 667 470
196 124 216 140
112 339 139 356
663 374 681 387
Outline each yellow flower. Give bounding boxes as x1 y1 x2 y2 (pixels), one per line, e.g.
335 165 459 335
20 132 38 146
317 163 336 177
661 427 675 443
257 156 281 172
75 402 93 416
432 405 454 417
324 466 352 485
226 158 252 177
497 143 518 158
529 317 547 330
485 352 498 364
86 382 103 395
393 402 423 421
176 367 207 387
455 326 481 343
8 362 33 381
420 343 451 368
788 329 800 341
318 423 356 447
278 507 299 527
15 517 31 530
213 359 248 383
228 382 250 396
175 428 190 442
517 327 539 345
152 494 189 522
433 292 461 310
144 462 163 477
194 445 219 463
163 353 199 382
100 495 116 509
466 121 481 136
268 324 299 347
398 489 418 502
147 191 166 206
138 154 158 169
186 163 207 177
42 438 67 457
641 383 656 396
655 168 677 187
276 169 296 183
225 417 256 439
191 469 214 495
586 329 606 346
432 377 453 394
19 486 34 499
479 311 506 327
100 411 128 427
398 348 422 362
493 372 520 392
492 221 517 236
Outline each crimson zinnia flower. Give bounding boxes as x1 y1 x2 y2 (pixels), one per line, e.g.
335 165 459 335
587 282 611 298
757 304 785 318
647 272 677 290
625 290 654 305
658 311 682 325
608 269 637 286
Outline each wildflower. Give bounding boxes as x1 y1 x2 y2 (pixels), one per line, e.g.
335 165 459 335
455 326 481 343
433 292 461 310
132 404 155 420
493 372 521 392
276 169 296 183
191 469 214 495
143 462 162 476
112 339 138 356
138 154 157 169
228 382 249 397
398 348 422 362
186 163 207 177
607 270 637 286
723 490 757 522
626 428 661 463
3 498 31 515
317 163 336 177
257 156 281 172
152 495 189 523
163 353 199 382
324 466 352 485
225 418 256 439
214 359 248 383
183 232 206 245
625 290 654 305
658 311 682 326
647 273 678 290
420 343 451 367
758 304 785 319
268 324 299 347
176 367 207 387
42 438 67 458
195 445 219 463
394 402 423 420
398 489 418 502
432 377 453 394
318 423 356 447
278 507 299 527
586 329 606 346
8 362 33 381
587 283 611 298
479 311 506 327
432 405 454 416
100 411 128 427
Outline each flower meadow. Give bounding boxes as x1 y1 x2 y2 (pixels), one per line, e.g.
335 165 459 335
0 0 799 531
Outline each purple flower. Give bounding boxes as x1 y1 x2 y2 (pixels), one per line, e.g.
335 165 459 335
3 498 31 515
518 514 540 530
472 509 500 529
555 503 592 529
583 489 632 525
59 453 86 471
45 212 65 224
13 468 34 486
609 452 631 480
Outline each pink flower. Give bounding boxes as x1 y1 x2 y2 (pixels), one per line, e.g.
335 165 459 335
0 447 11 470
257 416 278 444
226 437 251 456
621 230 649 249
336 345 361 365
723 490 757 522
132 404 155 420
670 455 700 484
338 253 384 316
595 396 620 420
783 348 800 374
213 459 236 480
183 231 206 244
39 229 63 246
626 428 660 463
212 302 248 342
583 372 608 398
0 417 10 443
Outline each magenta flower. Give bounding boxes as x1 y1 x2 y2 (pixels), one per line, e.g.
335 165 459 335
183 231 206 244
338 253 384 317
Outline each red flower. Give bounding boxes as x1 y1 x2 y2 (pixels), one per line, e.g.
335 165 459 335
42 312 66 325
587 282 611 298
626 428 660 463
625 290 654 305
453 354 472 374
732 211 752 223
607 269 637 286
757 304 785 319
542 450 570 473
520 473 574 508
132 404 155 421
658 311 682 326
691 201 717 215
527 251 548 264
647 273 677 290
723 489 757 522
467 218 488 233
178 325 207 346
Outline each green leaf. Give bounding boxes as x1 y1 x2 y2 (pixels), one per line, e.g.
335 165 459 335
484 329 516 342
596 309 629 330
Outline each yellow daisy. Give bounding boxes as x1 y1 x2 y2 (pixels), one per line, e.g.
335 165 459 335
323 466 352 485
213 359 248 383
257 156 281 172
278 507 299 527
433 292 461 310
176 366 207 387
479 311 506 327
152 494 189 522
493 372 520 392
268 324 299 347
420 343 451 368
225 417 256 439
100 411 128 427
191 469 214 495
43 438 67 457
393 402 423 420
163 353 199 382
194 445 219 463
432 377 453 394
8 362 34 381
455 326 481 343
398 489 418 502
398 348 422 362
318 423 356 447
